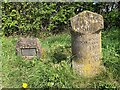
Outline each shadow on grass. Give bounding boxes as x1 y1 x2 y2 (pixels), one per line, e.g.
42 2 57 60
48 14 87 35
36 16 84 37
52 52 67 63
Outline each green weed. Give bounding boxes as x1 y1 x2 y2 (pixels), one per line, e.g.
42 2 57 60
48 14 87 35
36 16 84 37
1 27 120 88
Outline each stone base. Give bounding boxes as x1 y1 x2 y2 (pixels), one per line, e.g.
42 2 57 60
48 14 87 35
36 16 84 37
72 60 105 77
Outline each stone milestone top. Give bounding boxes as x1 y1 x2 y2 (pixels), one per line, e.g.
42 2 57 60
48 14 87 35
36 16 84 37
70 11 104 34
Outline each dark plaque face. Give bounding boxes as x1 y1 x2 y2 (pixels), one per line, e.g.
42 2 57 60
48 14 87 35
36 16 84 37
21 48 37 56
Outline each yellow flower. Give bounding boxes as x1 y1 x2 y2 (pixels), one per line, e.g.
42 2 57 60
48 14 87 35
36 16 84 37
22 83 28 88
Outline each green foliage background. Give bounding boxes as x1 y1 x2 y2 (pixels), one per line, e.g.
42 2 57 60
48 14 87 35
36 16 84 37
2 2 120 36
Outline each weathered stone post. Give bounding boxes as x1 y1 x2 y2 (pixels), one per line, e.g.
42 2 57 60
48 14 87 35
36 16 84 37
70 11 104 77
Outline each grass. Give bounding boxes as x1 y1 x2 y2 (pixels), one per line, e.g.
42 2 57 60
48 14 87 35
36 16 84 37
1 27 120 88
